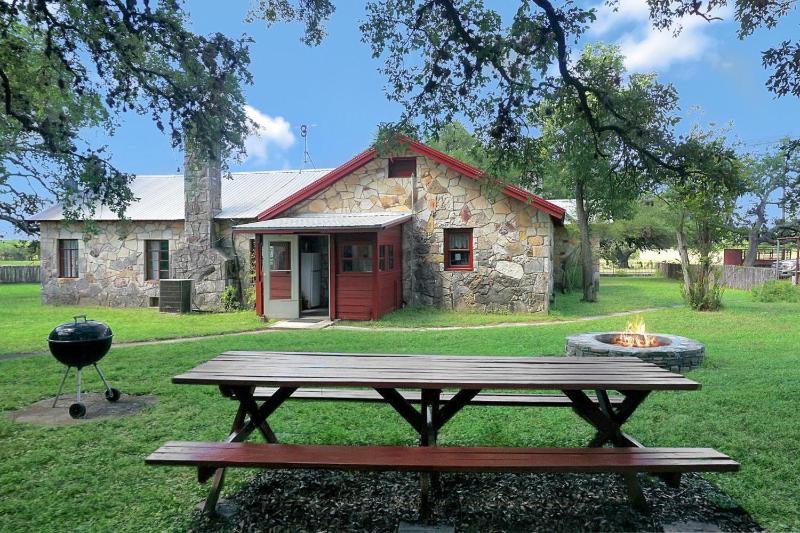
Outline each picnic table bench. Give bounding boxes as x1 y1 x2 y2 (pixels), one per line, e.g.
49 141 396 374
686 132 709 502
147 351 739 517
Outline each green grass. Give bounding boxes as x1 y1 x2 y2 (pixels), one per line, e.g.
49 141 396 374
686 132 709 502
0 284 269 355
0 279 798 531
346 277 684 328
0 260 39 266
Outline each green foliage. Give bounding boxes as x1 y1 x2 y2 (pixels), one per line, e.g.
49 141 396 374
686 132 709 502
220 285 242 312
0 240 38 261
244 287 257 310
752 280 800 303
682 267 725 311
561 251 583 294
596 201 676 267
1 3 252 234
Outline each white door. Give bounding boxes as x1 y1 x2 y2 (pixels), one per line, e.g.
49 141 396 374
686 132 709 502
263 235 300 319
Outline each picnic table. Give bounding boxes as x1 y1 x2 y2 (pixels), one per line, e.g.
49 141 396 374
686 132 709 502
148 351 738 517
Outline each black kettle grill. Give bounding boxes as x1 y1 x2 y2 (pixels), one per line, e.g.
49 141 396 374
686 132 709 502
48 315 120 419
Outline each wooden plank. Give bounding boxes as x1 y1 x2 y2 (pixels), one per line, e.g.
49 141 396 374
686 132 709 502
248 387 625 407
147 442 740 473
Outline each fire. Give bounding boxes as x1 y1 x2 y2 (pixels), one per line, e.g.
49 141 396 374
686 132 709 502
613 316 660 347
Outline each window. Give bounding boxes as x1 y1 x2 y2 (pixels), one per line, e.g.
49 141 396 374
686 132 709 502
341 243 373 272
146 240 170 280
269 241 291 271
58 239 79 278
388 157 416 178
379 244 395 272
444 229 473 270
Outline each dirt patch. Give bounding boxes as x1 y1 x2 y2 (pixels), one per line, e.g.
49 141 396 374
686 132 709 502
8 393 156 426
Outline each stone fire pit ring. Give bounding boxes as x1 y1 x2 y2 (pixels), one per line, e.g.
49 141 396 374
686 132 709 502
565 332 704 373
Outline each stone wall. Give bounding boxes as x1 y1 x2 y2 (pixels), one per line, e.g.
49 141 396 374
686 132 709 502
40 220 184 307
288 153 555 313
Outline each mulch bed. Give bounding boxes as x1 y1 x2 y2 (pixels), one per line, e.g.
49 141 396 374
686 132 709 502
190 470 762 532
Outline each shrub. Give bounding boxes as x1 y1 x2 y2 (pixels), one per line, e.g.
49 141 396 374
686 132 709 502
561 252 583 293
220 285 241 312
752 280 800 303
244 287 257 310
683 266 724 311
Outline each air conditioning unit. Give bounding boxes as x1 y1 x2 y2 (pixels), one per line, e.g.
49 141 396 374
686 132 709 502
159 279 192 313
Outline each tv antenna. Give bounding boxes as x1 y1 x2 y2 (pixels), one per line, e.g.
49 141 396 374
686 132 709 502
300 124 317 169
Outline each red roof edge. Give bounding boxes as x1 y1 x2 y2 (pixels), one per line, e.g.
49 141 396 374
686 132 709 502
258 137 565 223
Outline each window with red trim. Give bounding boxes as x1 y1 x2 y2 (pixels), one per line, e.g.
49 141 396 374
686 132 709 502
444 229 473 270
388 157 416 177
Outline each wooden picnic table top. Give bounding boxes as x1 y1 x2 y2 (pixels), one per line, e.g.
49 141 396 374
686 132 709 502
173 351 700 391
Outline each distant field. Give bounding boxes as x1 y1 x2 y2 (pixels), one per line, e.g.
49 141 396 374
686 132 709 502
0 260 40 266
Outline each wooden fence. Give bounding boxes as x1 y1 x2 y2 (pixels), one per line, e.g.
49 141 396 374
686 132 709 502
0 265 41 283
721 265 776 291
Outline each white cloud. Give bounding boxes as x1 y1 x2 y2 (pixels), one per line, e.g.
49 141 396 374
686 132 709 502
590 0 731 72
243 105 295 162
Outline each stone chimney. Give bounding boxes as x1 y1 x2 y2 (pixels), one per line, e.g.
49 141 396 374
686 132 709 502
173 140 235 309
183 144 222 245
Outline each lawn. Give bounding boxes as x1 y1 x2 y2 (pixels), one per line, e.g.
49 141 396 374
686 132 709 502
0 279 798 531
0 260 40 266
0 284 269 355
343 277 683 328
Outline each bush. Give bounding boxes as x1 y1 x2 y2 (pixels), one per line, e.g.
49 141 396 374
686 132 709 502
683 267 724 311
244 287 257 310
752 280 800 303
220 285 241 312
561 252 583 293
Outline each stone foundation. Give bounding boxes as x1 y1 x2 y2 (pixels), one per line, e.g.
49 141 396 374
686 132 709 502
565 332 705 373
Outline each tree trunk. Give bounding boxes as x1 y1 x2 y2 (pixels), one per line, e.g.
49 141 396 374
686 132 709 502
743 228 759 267
675 210 692 294
614 247 634 269
575 182 597 302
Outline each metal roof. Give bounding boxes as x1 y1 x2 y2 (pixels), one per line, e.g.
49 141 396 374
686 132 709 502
234 212 412 233
29 169 332 222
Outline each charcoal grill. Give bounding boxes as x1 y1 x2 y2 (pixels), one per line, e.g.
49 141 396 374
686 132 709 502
48 315 120 419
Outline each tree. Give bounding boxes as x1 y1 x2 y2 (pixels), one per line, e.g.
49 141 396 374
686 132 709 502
666 127 748 310
736 142 800 266
0 1 252 235
596 201 676 268
534 44 678 302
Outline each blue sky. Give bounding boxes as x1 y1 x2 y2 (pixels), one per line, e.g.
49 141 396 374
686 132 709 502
6 0 800 238
101 0 800 173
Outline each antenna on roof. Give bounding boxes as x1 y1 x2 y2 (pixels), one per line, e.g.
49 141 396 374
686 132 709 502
300 124 316 170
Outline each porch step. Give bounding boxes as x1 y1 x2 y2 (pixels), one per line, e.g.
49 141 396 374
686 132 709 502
269 318 334 330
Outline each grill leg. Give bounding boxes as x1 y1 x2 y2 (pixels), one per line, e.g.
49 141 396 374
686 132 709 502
94 364 112 392
76 368 82 404
52 366 71 407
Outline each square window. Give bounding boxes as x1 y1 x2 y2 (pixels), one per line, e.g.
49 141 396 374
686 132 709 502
340 243 372 272
388 157 416 178
269 241 291 271
444 229 473 271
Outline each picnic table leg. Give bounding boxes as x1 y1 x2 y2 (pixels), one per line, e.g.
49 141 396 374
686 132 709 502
563 389 651 511
419 388 441 522
199 402 248 515
199 386 296 516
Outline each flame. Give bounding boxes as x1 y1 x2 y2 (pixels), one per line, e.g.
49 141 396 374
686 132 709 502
613 316 660 348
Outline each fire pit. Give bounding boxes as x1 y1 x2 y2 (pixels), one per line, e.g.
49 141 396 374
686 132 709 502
565 318 704 372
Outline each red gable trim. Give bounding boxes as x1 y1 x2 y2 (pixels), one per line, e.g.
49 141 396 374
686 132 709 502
256 147 376 220
257 138 566 223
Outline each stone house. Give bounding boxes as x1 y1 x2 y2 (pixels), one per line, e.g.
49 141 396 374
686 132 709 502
31 138 566 319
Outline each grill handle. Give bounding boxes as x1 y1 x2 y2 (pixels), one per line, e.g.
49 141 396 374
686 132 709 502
73 315 88 323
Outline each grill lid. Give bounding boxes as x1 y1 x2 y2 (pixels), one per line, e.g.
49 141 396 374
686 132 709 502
49 315 113 342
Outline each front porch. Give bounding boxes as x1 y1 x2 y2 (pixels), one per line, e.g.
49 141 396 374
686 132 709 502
235 213 410 321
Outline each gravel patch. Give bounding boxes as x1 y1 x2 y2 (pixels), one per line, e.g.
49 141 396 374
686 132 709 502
190 470 761 532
